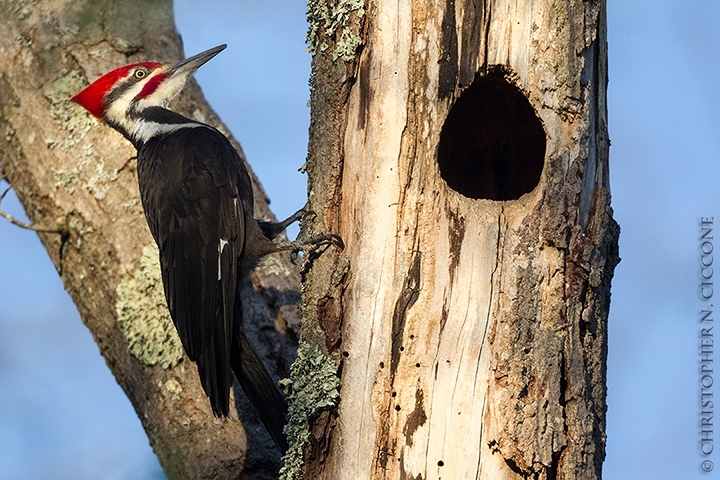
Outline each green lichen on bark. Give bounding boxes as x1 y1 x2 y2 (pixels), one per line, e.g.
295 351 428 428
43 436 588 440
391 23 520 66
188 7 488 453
279 341 340 480
86 158 119 201
5 0 35 20
44 69 94 150
115 243 183 368
306 0 364 62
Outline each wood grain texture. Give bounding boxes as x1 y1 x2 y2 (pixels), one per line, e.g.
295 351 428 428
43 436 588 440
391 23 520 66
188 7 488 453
303 0 617 479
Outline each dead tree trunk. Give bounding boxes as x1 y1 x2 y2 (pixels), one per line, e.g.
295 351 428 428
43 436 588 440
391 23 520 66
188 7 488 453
0 1 299 478
302 0 618 479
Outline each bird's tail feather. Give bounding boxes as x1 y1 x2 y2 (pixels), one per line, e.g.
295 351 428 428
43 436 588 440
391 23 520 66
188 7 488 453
231 296 289 453
196 313 233 418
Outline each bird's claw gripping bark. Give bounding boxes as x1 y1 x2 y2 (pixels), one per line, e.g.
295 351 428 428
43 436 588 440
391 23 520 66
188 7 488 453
294 232 345 252
276 231 344 264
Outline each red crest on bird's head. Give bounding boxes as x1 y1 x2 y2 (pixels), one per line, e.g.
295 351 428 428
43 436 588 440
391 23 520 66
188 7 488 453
71 62 162 119
71 45 226 135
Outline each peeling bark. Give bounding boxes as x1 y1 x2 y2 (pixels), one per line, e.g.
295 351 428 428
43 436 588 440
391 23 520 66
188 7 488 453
303 0 617 479
0 1 300 478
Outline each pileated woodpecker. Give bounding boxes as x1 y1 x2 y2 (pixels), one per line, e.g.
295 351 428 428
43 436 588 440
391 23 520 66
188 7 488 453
71 45 338 452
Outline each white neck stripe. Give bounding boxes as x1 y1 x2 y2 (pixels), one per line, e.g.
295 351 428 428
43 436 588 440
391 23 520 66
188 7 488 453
131 120 205 144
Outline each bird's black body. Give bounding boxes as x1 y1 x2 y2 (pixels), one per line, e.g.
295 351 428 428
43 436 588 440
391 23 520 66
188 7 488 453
71 45 340 453
136 121 288 451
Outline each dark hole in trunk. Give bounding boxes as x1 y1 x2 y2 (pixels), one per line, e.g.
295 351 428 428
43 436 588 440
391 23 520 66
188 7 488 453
437 70 546 200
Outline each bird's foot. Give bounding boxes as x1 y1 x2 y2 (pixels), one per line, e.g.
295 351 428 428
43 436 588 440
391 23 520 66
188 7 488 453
275 232 344 263
294 232 345 252
258 205 308 241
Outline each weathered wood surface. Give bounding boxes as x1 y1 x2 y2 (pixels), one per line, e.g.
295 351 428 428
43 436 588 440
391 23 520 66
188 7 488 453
303 0 618 479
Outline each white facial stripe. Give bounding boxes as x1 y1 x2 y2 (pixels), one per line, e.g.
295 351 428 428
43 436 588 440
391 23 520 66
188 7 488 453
104 70 167 129
131 120 205 144
105 69 200 142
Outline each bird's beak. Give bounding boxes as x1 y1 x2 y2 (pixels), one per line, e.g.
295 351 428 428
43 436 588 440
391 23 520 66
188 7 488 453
166 44 227 79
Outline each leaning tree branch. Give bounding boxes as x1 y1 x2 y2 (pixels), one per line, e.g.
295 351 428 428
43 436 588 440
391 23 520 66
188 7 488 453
0 168 64 233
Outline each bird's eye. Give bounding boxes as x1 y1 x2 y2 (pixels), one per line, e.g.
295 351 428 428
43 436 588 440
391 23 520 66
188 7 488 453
134 69 147 79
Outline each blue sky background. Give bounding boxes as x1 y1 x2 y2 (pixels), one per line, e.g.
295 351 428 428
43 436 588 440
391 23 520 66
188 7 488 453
0 1 717 478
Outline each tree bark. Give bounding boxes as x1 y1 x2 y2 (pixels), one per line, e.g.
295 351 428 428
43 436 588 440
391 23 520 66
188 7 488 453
302 0 618 479
0 1 299 478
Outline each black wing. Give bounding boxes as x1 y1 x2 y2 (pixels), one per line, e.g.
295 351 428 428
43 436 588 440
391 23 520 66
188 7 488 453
138 126 246 416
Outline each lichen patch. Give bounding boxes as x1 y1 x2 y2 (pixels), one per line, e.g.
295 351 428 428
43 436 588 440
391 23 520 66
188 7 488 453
279 341 340 480
44 69 95 150
165 378 183 401
306 0 365 62
115 243 184 368
86 159 119 201
51 161 84 194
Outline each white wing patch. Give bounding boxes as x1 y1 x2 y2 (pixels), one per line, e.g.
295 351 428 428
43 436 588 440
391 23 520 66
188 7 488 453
218 239 229 281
